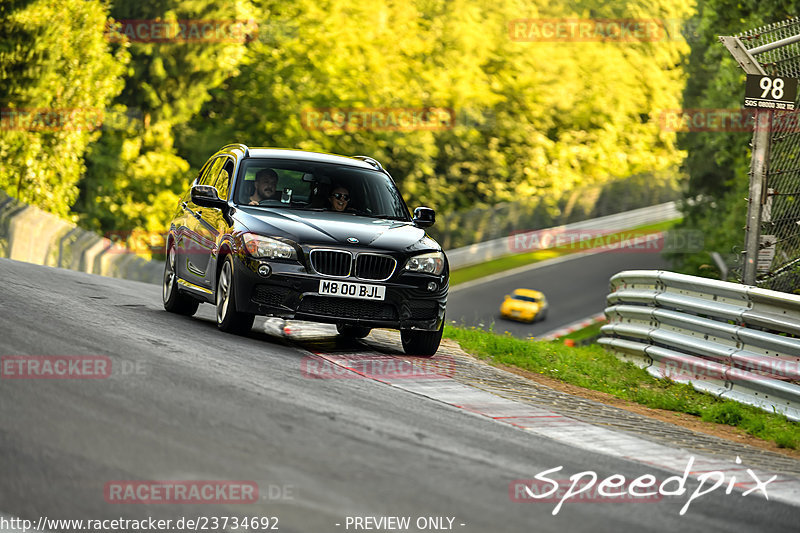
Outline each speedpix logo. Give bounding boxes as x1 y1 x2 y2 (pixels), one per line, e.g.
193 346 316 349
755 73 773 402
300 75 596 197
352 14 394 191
510 456 776 516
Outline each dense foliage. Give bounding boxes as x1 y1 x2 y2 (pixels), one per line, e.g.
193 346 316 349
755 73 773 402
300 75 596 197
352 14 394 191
669 1 800 279
0 0 126 219
2 0 693 244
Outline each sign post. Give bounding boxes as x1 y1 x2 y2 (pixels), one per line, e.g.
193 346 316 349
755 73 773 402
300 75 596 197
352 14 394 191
721 31 800 288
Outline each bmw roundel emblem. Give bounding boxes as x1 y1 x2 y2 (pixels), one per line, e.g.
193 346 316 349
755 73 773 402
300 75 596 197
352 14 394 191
347 237 359 243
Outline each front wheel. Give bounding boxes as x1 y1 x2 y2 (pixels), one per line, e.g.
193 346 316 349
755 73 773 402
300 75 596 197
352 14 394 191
400 322 443 357
163 243 199 316
216 255 255 334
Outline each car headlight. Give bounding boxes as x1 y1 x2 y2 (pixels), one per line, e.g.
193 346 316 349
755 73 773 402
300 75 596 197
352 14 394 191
404 251 445 275
243 233 297 260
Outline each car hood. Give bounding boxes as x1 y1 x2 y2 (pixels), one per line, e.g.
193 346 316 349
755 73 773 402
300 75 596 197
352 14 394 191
503 301 540 312
234 207 440 252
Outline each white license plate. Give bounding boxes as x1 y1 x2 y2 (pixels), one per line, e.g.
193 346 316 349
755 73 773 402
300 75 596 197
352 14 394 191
318 280 385 300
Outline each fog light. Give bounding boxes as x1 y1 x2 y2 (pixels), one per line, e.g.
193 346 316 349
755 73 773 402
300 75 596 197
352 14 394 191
427 282 437 291
258 263 272 277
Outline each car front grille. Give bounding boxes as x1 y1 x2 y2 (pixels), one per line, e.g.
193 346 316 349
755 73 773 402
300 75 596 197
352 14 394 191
298 296 397 320
252 285 292 306
355 254 396 280
309 250 351 277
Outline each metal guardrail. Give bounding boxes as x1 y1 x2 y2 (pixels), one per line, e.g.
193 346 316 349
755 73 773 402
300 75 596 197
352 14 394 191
446 202 679 269
598 270 800 421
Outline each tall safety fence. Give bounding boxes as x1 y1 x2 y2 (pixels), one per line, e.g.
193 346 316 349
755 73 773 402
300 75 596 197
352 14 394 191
723 19 800 292
599 270 800 421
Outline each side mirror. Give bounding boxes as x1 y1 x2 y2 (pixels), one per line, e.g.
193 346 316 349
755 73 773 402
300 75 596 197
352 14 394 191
413 207 436 228
191 184 227 210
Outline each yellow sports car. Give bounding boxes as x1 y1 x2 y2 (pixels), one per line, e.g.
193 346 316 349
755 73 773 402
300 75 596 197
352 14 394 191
499 289 548 323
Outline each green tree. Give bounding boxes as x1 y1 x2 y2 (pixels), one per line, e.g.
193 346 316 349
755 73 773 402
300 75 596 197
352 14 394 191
75 0 256 234
0 0 127 219
180 0 692 230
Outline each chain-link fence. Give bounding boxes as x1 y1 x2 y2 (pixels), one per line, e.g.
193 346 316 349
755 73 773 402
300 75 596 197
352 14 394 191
736 19 800 292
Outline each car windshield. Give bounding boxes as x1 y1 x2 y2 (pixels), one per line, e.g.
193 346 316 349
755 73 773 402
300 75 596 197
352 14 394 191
235 158 411 220
511 294 539 303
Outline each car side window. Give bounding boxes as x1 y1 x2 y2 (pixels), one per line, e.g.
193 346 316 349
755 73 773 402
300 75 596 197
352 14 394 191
213 159 235 200
199 157 225 186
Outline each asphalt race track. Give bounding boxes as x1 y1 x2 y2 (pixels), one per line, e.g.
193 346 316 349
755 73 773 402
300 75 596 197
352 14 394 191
1 257 798 533
447 246 671 338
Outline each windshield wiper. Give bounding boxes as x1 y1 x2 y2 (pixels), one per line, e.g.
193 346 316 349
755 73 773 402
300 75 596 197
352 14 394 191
243 204 325 211
373 215 409 221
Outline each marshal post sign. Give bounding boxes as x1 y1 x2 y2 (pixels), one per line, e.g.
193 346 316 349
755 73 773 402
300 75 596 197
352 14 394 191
744 74 798 110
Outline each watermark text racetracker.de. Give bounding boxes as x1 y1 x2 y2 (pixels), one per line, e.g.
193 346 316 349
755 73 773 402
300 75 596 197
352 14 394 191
656 357 800 383
509 228 703 254
659 108 800 132
0 108 103 131
0 356 145 379
104 480 258 504
511 456 776 516
104 229 167 255
1 516 279 532
301 107 455 132
301 354 456 380
105 19 258 43
508 18 687 42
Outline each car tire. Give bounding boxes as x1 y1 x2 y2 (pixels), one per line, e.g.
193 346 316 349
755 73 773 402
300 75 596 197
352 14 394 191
337 324 371 339
216 255 255 334
401 321 443 357
163 243 200 316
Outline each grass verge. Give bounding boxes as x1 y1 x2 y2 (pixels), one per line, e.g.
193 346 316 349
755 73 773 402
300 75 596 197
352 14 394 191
449 219 680 286
443 324 800 449
558 320 606 343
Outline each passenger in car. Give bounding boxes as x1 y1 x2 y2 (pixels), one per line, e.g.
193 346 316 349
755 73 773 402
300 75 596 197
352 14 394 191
328 185 351 212
248 169 281 205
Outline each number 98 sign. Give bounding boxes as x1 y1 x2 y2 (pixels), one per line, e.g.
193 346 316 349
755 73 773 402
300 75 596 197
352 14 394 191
744 74 798 110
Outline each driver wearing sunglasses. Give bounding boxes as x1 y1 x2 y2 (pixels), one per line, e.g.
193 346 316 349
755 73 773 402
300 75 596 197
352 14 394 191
328 186 351 212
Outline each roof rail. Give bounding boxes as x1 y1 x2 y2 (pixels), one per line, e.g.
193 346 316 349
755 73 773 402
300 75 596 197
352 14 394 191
352 155 383 170
220 143 249 157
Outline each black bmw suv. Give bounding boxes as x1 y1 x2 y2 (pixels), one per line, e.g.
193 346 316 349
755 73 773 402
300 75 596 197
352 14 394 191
163 144 448 356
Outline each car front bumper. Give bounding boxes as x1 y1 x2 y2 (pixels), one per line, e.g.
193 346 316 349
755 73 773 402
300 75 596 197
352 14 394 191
232 254 447 331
